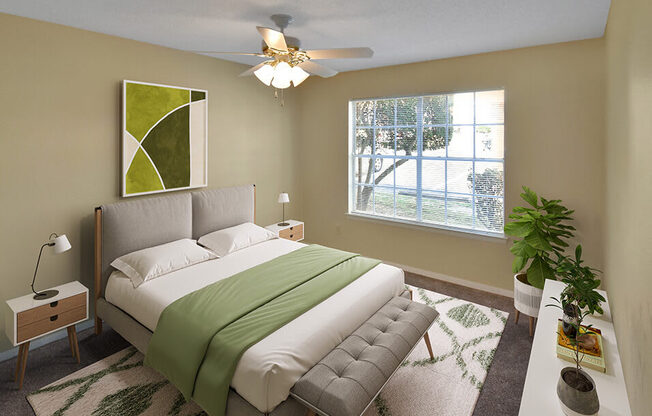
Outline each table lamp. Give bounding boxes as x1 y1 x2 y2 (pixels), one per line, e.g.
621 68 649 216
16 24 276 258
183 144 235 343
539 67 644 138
277 192 290 226
31 233 72 300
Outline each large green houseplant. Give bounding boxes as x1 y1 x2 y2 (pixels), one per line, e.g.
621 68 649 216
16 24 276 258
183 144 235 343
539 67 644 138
504 186 575 289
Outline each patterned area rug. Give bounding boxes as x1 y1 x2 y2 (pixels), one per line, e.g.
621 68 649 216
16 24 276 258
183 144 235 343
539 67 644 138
27 286 507 416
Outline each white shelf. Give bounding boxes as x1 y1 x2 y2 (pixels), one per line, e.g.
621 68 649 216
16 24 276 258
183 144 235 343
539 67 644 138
519 280 631 415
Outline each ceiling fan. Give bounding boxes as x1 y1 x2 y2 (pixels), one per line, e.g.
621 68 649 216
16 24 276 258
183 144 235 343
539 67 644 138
195 14 374 89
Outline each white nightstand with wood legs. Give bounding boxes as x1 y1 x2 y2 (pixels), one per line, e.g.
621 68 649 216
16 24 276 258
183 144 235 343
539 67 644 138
265 220 304 242
5 281 88 389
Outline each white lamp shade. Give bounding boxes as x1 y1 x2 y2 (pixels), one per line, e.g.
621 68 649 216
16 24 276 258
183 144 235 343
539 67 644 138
277 193 290 203
52 234 71 254
254 63 274 86
271 62 292 89
291 66 310 87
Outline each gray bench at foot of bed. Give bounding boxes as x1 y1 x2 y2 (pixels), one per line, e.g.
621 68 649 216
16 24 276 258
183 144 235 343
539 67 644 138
290 294 439 416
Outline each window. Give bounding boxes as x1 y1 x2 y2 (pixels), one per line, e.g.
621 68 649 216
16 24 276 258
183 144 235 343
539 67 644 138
349 90 505 236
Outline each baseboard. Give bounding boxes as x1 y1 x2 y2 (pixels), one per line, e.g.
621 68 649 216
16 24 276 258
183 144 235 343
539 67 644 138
385 261 514 298
0 319 95 364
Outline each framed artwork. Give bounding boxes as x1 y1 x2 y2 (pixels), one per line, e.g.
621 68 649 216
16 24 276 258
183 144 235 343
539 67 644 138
122 80 207 197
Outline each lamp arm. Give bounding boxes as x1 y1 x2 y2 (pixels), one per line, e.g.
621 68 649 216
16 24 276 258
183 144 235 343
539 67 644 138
31 242 53 296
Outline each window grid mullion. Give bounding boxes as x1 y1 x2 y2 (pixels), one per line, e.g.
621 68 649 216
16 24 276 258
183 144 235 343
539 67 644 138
444 94 449 224
355 154 503 163
393 99 397 217
356 122 502 129
416 97 423 222
372 101 377 214
472 92 476 230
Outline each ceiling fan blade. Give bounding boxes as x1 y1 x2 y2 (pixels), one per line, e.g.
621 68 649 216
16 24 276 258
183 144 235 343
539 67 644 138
305 47 374 60
239 61 269 77
192 51 267 57
298 61 338 78
257 26 288 51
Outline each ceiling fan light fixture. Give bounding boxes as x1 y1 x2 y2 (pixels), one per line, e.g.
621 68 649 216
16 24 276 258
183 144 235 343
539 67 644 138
271 61 292 89
203 14 373 89
290 66 310 86
253 63 274 86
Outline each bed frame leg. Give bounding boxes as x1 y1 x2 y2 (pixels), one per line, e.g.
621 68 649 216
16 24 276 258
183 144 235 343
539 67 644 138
94 207 103 336
305 409 316 416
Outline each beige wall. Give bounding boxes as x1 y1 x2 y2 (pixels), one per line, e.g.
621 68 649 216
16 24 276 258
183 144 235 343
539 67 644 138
605 1 652 414
0 13 302 353
297 39 606 293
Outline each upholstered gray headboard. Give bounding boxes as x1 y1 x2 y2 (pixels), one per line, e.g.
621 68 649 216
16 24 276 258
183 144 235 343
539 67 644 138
191 185 255 239
94 184 255 301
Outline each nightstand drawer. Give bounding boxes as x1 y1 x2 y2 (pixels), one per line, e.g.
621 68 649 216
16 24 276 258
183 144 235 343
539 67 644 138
17 305 86 343
17 293 85 327
279 224 303 241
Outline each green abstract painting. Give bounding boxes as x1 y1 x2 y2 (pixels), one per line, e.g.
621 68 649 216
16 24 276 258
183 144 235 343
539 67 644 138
122 80 207 197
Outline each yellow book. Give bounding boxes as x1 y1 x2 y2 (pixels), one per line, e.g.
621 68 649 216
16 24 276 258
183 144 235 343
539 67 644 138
556 320 606 373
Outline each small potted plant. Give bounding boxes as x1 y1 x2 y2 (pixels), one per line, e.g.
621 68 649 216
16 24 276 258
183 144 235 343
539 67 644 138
504 186 575 323
548 245 605 416
555 246 604 338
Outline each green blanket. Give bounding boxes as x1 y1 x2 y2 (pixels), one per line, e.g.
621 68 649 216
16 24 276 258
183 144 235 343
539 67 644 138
145 244 380 416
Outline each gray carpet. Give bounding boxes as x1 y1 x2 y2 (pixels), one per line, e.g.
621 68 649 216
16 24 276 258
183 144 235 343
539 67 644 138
0 274 532 416
405 273 533 416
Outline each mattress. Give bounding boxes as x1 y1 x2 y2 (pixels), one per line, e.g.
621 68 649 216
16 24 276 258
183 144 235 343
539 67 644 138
105 238 404 413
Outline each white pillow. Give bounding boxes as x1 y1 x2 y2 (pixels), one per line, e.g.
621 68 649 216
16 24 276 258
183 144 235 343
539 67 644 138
111 238 215 288
198 222 277 257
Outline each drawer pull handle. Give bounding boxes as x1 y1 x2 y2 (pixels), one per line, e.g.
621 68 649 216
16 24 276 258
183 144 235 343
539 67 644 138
50 315 58 322
290 227 294 230
290 234 294 238
50 301 58 307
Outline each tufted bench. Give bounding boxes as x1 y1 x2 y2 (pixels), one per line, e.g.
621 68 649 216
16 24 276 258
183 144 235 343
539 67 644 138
290 293 438 416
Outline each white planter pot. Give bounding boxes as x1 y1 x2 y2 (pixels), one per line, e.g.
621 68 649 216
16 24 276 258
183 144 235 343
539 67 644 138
514 273 543 318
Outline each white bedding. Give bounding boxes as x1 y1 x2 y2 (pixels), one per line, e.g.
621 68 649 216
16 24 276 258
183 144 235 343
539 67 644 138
105 238 404 413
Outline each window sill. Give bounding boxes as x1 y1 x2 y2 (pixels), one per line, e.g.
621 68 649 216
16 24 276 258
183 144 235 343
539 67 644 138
345 212 507 243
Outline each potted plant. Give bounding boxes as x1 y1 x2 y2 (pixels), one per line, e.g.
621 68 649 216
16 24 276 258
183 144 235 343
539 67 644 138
555 246 605 337
504 187 575 322
548 245 605 416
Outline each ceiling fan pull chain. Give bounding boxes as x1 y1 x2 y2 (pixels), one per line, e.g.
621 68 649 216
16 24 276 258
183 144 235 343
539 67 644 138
273 88 284 107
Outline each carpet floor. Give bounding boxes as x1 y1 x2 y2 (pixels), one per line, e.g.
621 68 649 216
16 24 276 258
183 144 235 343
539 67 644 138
0 273 532 415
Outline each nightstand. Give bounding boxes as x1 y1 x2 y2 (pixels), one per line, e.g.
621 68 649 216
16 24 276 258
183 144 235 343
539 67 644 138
265 220 304 242
5 281 88 389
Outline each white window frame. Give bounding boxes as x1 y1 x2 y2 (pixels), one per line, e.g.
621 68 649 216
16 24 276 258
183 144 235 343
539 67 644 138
347 89 505 238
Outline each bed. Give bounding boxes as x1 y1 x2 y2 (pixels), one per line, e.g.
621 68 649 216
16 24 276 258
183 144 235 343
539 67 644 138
93 184 405 415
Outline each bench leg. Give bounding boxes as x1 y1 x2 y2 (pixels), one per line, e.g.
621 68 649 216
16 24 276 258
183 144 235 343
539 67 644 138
423 332 434 360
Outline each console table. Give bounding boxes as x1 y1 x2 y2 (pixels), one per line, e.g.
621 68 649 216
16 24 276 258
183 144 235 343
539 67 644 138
519 280 632 415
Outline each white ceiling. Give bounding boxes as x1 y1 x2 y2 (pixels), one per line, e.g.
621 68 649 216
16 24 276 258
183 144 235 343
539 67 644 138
0 0 611 72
